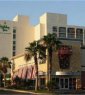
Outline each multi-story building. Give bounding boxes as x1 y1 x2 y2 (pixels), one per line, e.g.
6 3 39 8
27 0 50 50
1 12 85 89
0 15 35 85
0 15 34 58
0 13 85 58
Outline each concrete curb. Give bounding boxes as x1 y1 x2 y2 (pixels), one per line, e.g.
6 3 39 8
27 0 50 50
0 87 53 95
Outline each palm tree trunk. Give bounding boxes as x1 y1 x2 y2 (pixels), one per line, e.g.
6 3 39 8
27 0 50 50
3 73 6 87
34 54 39 91
48 47 52 82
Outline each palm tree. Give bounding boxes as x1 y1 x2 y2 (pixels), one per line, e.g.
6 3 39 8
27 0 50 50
41 33 62 83
0 57 10 87
25 41 46 91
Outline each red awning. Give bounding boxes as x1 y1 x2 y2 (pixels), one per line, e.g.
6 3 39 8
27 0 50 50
12 70 19 79
21 66 28 79
26 65 34 79
18 68 23 78
12 65 36 80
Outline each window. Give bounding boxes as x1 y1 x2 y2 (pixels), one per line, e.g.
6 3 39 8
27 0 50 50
59 27 66 38
59 57 70 69
13 29 16 33
52 26 57 32
13 41 16 45
68 28 75 34
67 28 75 38
13 34 16 39
59 33 66 38
59 27 66 33
76 28 83 39
13 52 16 56
13 46 16 50
69 78 76 89
73 78 76 89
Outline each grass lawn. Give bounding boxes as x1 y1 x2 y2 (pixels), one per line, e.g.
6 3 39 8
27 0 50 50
34 89 50 93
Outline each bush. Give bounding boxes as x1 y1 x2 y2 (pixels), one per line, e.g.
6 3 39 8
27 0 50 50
47 80 56 91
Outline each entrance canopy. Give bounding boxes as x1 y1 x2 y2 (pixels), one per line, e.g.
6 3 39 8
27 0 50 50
56 71 80 76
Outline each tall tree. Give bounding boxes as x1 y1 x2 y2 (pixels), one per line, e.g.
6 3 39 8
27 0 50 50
41 33 62 83
24 41 46 91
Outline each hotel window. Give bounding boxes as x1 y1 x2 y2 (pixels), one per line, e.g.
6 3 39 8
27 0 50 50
59 27 66 38
52 26 58 36
53 26 57 32
13 41 16 45
13 34 16 39
69 78 76 89
13 46 16 51
76 28 83 39
13 29 16 34
67 28 75 38
12 28 16 56
13 52 16 56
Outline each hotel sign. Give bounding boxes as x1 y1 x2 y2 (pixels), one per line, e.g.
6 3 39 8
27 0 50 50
0 22 10 31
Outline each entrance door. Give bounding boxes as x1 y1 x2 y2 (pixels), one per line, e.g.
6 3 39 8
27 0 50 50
60 78 69 89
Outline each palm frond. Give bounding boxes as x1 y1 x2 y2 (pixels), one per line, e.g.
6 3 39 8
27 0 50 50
24 52 31 62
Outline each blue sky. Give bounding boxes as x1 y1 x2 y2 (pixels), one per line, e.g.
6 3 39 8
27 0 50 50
0 0 85 26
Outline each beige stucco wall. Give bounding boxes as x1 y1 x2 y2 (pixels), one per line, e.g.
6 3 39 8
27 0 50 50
46 13 67 34
12 53 47 73
12 55 27 71
13 15 35 55
40 13 47 35
34 24 40 41
38 62 47 73
0 33 12 58
0 20 14 58
35 23 47 40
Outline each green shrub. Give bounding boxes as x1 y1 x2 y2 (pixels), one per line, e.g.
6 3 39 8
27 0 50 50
47 80 56 91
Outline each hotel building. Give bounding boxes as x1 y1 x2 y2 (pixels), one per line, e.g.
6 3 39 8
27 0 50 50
0 15 34 58
0 13 85 90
